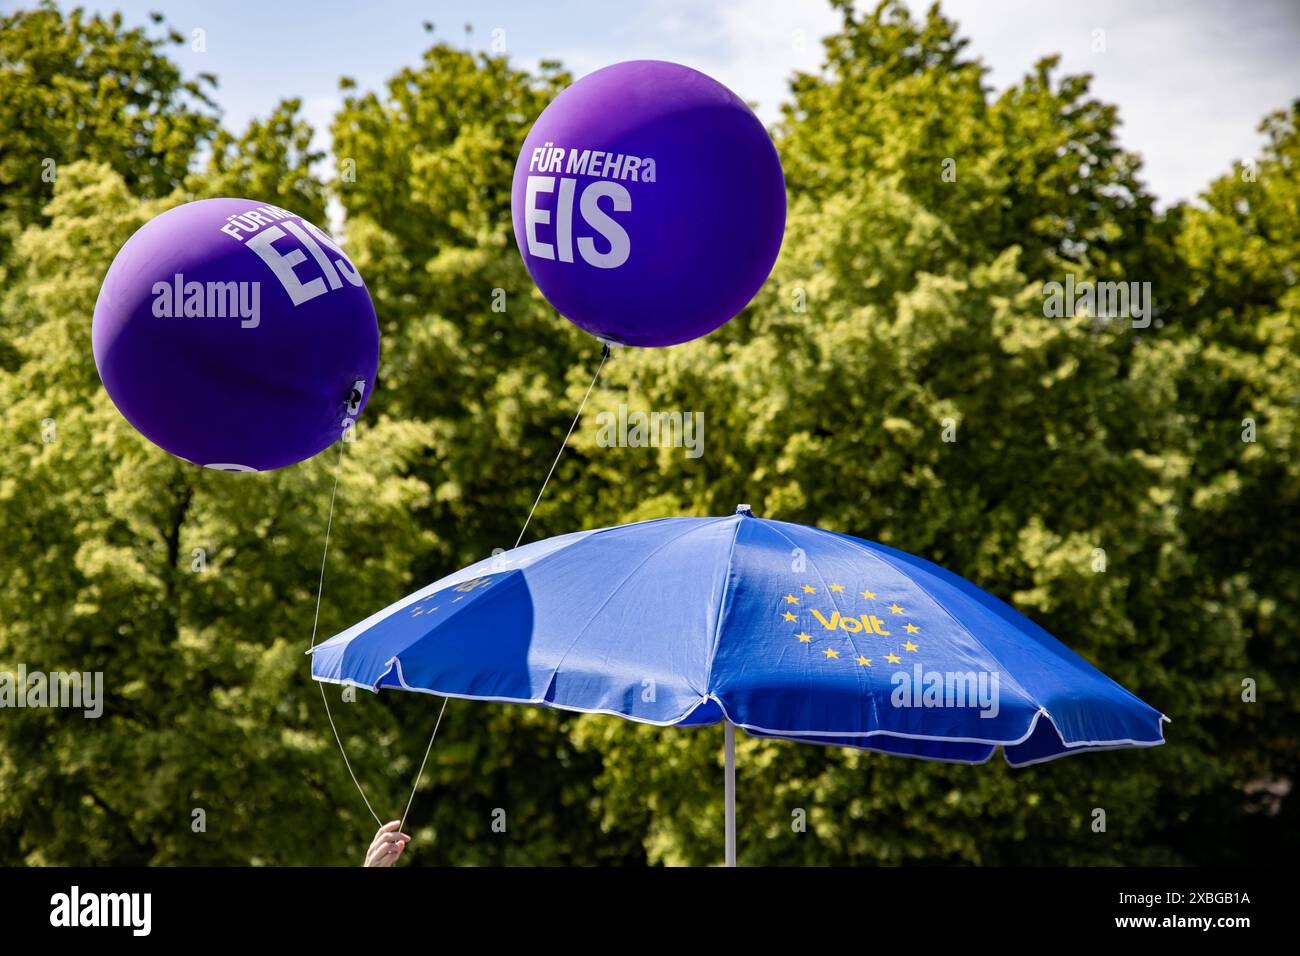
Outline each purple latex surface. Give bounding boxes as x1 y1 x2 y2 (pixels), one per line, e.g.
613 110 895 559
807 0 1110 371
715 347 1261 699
511 60 786 347
93 198 379 471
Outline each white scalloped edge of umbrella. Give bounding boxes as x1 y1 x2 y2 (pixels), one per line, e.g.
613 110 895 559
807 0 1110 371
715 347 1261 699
310 656 1168 768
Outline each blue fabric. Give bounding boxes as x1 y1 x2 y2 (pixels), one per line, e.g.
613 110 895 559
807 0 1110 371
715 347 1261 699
311 511 1167 765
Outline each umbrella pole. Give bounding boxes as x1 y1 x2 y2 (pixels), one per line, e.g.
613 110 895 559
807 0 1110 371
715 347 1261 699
724 720 736 867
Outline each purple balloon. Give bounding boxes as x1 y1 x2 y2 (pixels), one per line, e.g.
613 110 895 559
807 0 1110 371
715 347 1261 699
511 60 786 347
93 198 379 471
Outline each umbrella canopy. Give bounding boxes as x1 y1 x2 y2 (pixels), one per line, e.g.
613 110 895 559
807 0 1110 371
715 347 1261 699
310 507 1166 767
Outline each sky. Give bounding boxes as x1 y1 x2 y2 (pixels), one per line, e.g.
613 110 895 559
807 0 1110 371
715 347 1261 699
50 0 1300 207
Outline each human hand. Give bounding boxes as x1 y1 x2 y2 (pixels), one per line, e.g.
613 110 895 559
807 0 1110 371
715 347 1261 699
363 820 411 867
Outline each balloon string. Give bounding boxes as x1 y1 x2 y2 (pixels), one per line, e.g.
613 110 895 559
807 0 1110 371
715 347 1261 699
308 441 343 650
515 341 611 549
310 341 613 841
310 441 383 828
399 694 447 833
394 340 612 831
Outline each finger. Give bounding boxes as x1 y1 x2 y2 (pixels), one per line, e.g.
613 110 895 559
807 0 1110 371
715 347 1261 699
366 822 409 865
369 829 409 851
370 843 400 866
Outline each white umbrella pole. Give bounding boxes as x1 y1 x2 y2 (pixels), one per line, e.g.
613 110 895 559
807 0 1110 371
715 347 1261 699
724 720 736 867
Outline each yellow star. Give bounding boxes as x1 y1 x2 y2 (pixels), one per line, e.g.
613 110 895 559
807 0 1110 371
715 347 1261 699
830 583 844 593
904 623 919 634
856 655 872 667
823 648 840 660
888 603 904 614
784 595 799 605
782 611 797 622
452 596 463 602
801 584 816 594
885 653 901 664
429 606 439 612
796 632 812 643
903 641 918 652
861 589 876 599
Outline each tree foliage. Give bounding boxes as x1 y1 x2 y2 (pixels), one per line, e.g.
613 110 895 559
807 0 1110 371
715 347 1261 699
0 2 1295 865
0 3 218 309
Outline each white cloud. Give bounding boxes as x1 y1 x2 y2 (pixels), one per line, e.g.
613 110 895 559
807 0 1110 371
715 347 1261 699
526 0 840 124
568 0 1300 205
160 0 1297 208
903 0 1300 205
696 0 843 122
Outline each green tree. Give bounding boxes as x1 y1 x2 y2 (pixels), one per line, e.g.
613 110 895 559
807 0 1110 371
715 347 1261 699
1158 104 1300 860
559 1 1296 865
199 98 328 224
0 4 217 308
0 157 438 864
1 2 1295 867
325 35 647 865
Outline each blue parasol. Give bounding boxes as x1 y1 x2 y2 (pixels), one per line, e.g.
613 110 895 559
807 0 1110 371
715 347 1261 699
311 506 1167 863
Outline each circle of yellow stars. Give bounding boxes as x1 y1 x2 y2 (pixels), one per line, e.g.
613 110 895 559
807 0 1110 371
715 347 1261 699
780 583 922 668
406 576 496 619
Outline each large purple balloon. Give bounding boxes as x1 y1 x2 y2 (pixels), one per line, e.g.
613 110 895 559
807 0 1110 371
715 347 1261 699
93 198 379 471
511 60 786 347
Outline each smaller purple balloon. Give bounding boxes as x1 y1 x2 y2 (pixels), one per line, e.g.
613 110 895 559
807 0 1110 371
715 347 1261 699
92 198 379 471
512 60 786 347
